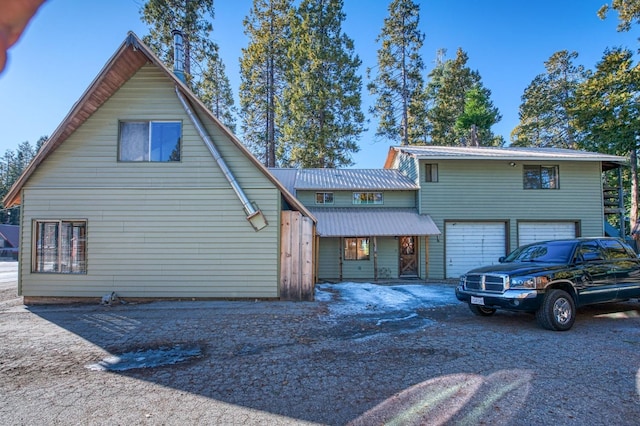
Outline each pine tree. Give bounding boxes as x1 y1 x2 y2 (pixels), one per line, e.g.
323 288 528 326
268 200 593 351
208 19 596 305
454 85 502 147
239 0 293 167
140 0 236 129
279 0 364 168
424 48 501 146
511 51 586 148
598 0 640 31
0 139 42 224
197 49 237 132
368 0 425 146
571 48 640 231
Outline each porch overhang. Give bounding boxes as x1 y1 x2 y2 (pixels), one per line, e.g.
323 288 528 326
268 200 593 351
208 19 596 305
309 208 441 237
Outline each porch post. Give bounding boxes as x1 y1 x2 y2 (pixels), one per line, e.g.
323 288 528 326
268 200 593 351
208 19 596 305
373 236 378 281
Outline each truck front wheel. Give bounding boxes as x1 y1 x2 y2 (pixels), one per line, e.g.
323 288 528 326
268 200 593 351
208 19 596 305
536 289 575 331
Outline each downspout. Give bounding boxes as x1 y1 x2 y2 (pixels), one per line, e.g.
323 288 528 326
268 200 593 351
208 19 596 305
175 86 268 231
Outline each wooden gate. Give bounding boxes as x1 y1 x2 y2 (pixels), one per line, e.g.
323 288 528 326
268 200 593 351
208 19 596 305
280 211 315 301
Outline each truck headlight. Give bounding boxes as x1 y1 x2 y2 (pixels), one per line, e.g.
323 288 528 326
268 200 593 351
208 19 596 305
510 276 547 289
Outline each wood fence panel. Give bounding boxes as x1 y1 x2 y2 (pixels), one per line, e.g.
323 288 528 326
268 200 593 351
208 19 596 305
280 211 315 301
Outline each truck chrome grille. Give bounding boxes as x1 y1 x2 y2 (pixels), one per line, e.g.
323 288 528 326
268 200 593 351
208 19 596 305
464 274 507 293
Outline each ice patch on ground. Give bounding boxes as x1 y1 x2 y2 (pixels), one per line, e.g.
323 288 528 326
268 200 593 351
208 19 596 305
86 344 202 372
315 282 460 339
316 282 458 317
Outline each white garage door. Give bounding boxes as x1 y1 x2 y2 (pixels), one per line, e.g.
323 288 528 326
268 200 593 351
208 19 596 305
518 222 576 246
445 222 506 279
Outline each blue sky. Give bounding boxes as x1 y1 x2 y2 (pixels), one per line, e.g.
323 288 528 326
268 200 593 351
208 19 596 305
0 0 637 168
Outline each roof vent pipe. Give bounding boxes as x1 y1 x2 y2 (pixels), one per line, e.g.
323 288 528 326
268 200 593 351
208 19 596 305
174 86 268 231
171 29 186 83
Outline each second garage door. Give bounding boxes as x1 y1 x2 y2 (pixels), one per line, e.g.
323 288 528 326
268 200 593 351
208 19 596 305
445 222 506 279
518 222 577 246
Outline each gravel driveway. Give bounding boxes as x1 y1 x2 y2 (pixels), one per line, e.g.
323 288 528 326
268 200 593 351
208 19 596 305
1 262 639 425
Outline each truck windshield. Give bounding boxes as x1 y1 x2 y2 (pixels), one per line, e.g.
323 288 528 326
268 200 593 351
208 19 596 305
504 241 575 264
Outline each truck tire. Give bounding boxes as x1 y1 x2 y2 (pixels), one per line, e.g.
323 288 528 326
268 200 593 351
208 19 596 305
536 289 575 331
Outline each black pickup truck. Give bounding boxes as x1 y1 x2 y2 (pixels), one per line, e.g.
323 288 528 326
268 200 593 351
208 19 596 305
455 237 640 331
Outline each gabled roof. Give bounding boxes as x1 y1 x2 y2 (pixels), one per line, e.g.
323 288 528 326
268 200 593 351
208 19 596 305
0 225 19 248
3 32 313 222
269 168 419 192
384 146 627 170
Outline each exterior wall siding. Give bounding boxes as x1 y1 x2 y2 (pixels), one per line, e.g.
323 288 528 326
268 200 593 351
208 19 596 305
19 64 282 298
297 190 416 208
417 159 605 279
318 236 406 281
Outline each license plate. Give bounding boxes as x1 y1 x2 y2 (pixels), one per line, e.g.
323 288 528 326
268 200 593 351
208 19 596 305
471 296 484 305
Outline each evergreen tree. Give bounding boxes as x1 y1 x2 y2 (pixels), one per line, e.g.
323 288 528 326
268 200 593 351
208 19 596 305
140 0 236 128
239 0 293 167
197 49 237 132
280 0 364 168
454 85 502 147
598 0 640 31
0 138 43 224
571 48 640 230
367 0 425 146
425 48 501 146
511 51 587 148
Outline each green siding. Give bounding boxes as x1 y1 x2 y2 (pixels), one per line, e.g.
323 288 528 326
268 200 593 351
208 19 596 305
417 159 605 279
19 64 281 298
297 190 416 208
318 236 414 281
318 238 340 280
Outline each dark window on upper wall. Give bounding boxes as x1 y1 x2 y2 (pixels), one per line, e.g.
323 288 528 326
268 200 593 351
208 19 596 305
119 121 182 162
425 163 438 182
523 165 559 189
316 192 334 204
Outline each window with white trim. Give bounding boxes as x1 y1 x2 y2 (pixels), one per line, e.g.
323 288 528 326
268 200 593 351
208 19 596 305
119 121 181 162
33 220 87 273
352 192 383 205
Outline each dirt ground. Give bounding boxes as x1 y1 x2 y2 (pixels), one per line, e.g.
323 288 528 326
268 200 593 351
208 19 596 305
1 262 640 425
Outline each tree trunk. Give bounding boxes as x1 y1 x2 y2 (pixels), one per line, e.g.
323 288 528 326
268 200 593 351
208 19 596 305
630 148 638 240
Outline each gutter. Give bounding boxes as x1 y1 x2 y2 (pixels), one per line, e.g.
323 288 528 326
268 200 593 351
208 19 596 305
175 86 268 231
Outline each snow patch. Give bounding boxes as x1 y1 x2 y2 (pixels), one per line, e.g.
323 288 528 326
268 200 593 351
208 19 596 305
316 282 458 317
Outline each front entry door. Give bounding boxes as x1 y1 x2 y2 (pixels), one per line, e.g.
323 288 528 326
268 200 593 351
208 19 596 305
399 236 418 277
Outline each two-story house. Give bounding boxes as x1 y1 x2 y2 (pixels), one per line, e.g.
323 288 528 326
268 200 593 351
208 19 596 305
271 146 626 282
386 145 626 279
4 33 316 303
270 168 440 282
4 32 628 302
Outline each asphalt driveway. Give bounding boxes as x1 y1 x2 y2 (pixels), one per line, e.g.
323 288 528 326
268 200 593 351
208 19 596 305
1 263 639 425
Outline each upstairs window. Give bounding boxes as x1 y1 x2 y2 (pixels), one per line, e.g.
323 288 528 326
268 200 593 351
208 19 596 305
344 237 370 260
523 165 559 189
353 192 383 205
119 121 181 162
425 163 438 182
33 220 87 273
316 192 334 204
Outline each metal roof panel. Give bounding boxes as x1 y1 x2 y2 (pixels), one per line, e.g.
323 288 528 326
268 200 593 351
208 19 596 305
393 146 627 164
309 208 441 237
292 168 419 190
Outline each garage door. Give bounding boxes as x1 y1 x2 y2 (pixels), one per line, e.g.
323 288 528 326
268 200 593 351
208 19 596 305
518 222 576 246
445 222 506 279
